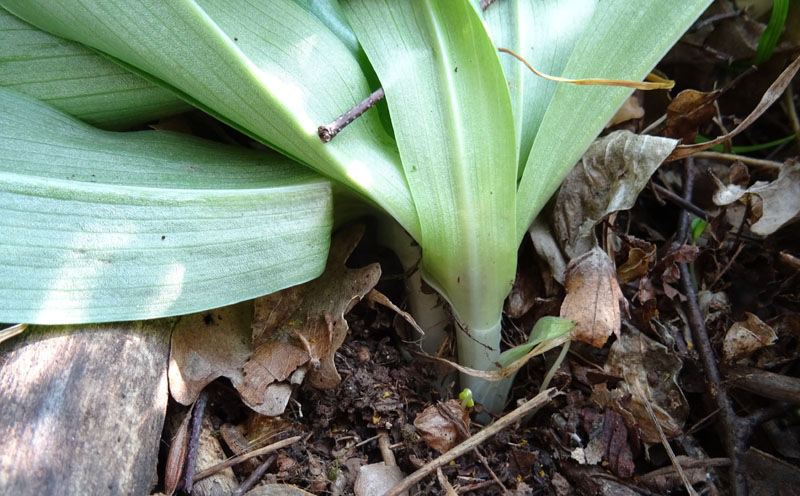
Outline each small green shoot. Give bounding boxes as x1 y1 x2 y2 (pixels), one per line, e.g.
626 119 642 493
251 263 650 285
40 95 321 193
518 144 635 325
459 388 474 410
691 218 709 245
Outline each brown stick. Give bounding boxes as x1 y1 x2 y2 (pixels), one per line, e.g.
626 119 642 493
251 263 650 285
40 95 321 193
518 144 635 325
383 388 559 496
193 436 302 482
318 87 385 143
676 159 746 496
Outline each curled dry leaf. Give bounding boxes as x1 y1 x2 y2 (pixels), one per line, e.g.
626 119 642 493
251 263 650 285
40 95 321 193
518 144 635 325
617 245 657 284
663 89 721 143
667 54 800 161
713 159 800 236
240 225 381 415
414 399 470 454
593 327 688 444
168 302 253 405
722 312 777 362
553 130 677 259
560 247 628 348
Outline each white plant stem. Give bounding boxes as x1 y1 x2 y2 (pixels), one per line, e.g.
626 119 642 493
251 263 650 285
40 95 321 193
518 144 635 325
455 317 514 414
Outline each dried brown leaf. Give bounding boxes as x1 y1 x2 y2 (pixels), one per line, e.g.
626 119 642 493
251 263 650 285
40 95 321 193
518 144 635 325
414 399 470 454
668 55 800 161
554 131 677 259
722 312 777 362
168 302 253 405
593 328 688 444
713 159 800 236
617 245 657 284
560 248 628 348
663 89 721 143
606 95 645 128
164 409 191 496
239 225 381 416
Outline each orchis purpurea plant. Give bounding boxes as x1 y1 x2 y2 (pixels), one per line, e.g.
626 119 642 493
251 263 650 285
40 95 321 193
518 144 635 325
0 0 711 412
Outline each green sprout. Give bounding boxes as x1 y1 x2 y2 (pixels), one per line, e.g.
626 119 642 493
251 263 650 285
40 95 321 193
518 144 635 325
459 388 475 410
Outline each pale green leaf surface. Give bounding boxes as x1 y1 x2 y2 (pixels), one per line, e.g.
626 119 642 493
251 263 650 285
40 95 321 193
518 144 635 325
0 0 419 238
343 0 517 330
0 7 190 129
516 0 712 239
478 0 597 172
0 89 333 324
497 316 574 367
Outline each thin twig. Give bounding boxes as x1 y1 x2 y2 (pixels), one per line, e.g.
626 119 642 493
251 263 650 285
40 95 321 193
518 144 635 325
674 157 746 495
694 151 782 171
680 256 746 495
480 0 498 10
383 389 559 496
193 435 302 482
231 454 276 496
651 183 710 221
643 394 698 496
318 87 385 143
435 403 508 494
182 391 208 493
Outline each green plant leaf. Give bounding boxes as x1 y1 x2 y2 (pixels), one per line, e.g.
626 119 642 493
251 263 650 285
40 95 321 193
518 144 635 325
516 0 712 239
1 0 419 238
0 89 333 324
0 7 190 129
755 0 789 65
477 0 597 173
342 0 517 333
497 316 575 367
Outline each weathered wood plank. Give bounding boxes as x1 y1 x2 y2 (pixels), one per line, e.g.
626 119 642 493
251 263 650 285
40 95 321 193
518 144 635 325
0 319 173 495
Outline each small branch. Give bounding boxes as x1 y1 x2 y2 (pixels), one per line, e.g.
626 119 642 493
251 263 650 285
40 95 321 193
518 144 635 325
182 391 208 493
383 389 559 496
480 0 498 10
318 87 385 143
231 454 276 496
651 183 710 221
693 151 782 171
435 403 508 494
193 435 302 482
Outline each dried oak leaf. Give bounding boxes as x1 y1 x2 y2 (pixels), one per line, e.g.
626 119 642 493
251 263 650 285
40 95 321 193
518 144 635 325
617 245 657 284
722 312 777 362
242 224 381 415
414 399 470 454
168 302 252 405
560 247 628 348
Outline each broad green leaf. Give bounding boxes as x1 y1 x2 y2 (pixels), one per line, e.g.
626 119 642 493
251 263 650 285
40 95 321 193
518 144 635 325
0 89 333 324
1 0 420 238
477 0 597 173
516 0 712 239
342 0 517 332
0 7 189 129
